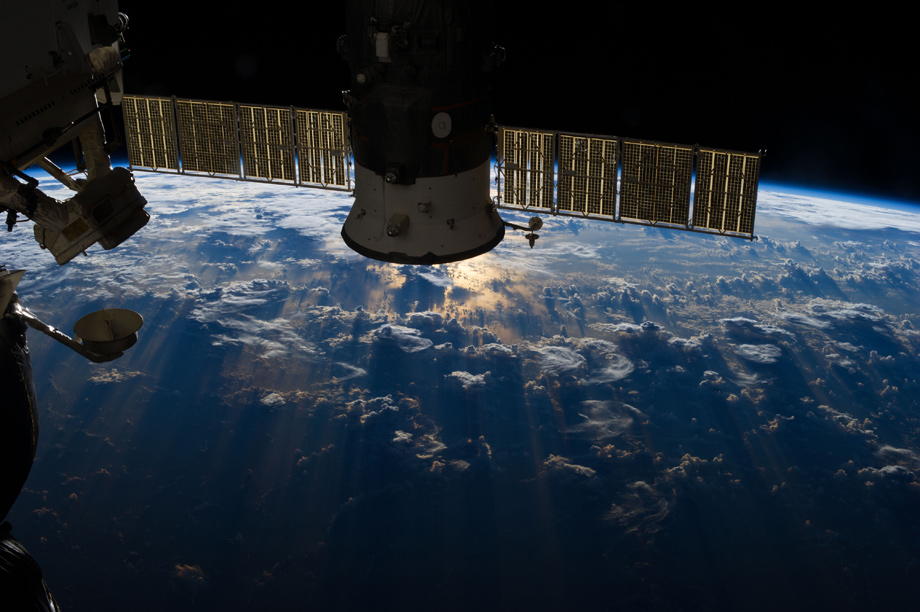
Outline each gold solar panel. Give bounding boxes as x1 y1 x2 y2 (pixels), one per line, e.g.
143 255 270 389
122 95 180 171
556 134 618 217
296 109 349 188
693 149 759 237
499 127 555 211
620 140 692 226
175 99 240 176
239 105 296 183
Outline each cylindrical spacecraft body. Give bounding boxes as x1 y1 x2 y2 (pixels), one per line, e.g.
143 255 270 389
340 0 504 264
0 303 38 524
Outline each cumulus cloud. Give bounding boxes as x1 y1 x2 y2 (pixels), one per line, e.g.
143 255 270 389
405 311 450 332
88 368 144 384
605 481 670 534
734 343 783 364
825 353 858 373
413 433 447 459
597 321 663 334
568 401 644 440
859 465 916 483
776 312 831 329
410 268 454 288
208 316 321 359
188 279 322 359
823 304 884 322
346 395 400 423
476 343 517 358
878 465 915 481
574 338 635 383
371 324 433 353
172 564 207 590
586 354 635 384
877 445 920 465
535 345 585 375
721 317 796 341
261 392 285 407
543 454 597 478
392 430 413 444
447 371 490 389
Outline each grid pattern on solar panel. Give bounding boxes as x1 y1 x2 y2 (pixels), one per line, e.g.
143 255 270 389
239 105 296 183
175 100 240 176
620 141 692 225
693 150 759 236
499 128 554 211
122 95 180 171
296 110 349 188
557 134 617 217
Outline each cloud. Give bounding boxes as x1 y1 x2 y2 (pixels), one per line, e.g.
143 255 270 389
879 465 915 482
392 430 413 444
859 465 916 483
757 190 920 234
354 394 399 417
186 279 324 359
543 454 597 478
172 564 207 590
401 267 453 288
876 445 920 465
207 315 322 359
88 368 144 384
586 354 635 384
818 405 876 439
605 481 670 534
261 392 285 407
734 344 783 364
447 371 491 389
594 321 664 335
823 304 884 322
568 401 644 440
330 362 367 382
721 317 796 341
371 324 433 353
572 338 636 383
535 345 585 375
776 312 831 329
476 343 517 358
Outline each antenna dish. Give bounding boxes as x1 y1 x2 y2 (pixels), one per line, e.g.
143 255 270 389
73 309 144 356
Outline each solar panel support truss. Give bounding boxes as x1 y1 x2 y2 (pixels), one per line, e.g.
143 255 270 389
495 126 760 239
123 95 353 192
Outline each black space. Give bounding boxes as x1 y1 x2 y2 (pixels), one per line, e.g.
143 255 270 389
118 4 917 203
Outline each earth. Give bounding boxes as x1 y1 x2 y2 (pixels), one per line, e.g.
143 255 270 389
3 168 920 611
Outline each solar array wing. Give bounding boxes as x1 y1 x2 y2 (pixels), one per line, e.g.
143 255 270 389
619 140 693 227
693 148 760 237
495 126 759 239
557 133 617 218
175 99 241 177
498 127 555 211
122 95 352 191
122 95 180 171
239 105 296 184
